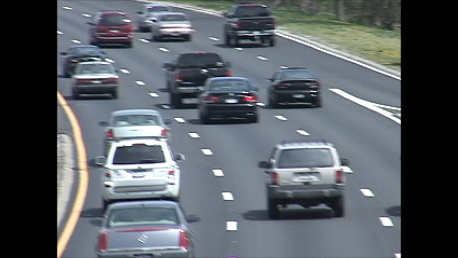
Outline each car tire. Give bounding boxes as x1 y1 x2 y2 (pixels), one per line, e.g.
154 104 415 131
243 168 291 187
200 110 210 124
184 34 192 41
170 92 182 109
249 113 259 123
72 88 80 100
314 96 322 107
269 37 276 47
111 89 118 99
125 40 133 48
330 196 345 217
269 93 279 108
224 33 230 46
268 199 279 219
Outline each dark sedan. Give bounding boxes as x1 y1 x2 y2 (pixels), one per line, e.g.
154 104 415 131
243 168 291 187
96 200 200 258
198 77 259 123
60 45 107 77
268 67 322 107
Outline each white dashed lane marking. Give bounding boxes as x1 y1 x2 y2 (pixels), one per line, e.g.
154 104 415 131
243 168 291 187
188 133 200 138
82 13 91 18
257 55 268 61
148 92 159 98
296 129 310 136
222 192 234 201
139 38 149 43
159 48 169 52
57 30 63 35
201 149 213 156
360 188 375 197
212 169 224 177
209 37 220 41
379 216 394 227
135 80 145 86
174 117 186 123
275 115 287 121
62 6 72 10
119 69 130 74
226 221 238 231
235 48 243 51
105 58 115 63
71 39 81 44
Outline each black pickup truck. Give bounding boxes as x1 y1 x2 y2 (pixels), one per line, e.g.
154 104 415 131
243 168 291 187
223 4 276 47
163 52 232 108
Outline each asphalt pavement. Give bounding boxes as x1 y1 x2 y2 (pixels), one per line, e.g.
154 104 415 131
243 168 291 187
57 1 400 257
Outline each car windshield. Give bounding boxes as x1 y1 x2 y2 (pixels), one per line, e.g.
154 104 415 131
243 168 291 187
112 144 166 165
99 13 131 26
277 148 334 168
76 63 114 75
113 115 160 127
160 14 188 22
108 207 179 227
279 70 315 80
177 53 223 67
209 80 251 92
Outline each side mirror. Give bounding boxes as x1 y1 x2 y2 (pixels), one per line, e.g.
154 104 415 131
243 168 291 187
186 214 200 223
98 121 109 127
258 160 272 169
95 156 107 167
340 158 349 166
137 11 143 14
174 153 185 162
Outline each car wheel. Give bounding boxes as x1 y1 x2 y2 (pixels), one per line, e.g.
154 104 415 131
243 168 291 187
200 110 210 124
170 92 182 109
72 88 80 100
111 89 118 99
330 196 345 217
224 33 230 46
269 37 276 47
268 199 279 219
125 40 133 48
184 34 192 41
269 93 279 108
249 113 259 123
314 96 322 107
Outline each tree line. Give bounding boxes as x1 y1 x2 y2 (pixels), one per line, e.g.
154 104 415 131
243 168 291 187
230 0 401 30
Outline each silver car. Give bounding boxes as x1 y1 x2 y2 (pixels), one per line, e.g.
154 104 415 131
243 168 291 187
96 200 199 258
71 61 119 99
136 3 173 32
150 12 194 41
99 109 171 155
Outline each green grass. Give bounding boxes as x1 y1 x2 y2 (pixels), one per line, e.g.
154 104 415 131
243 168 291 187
162 0 400 71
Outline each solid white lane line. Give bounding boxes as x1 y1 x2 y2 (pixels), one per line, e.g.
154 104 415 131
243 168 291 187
105 58 115 63
226 221 238 231
329 88 400 125
174 117 186 123
360 188 375 197
149 92 159 98
159 48 169 52
222 192 234 201
213 169 224 177
275 115 287 121
379 216 394 227
119 69 130 74
202 149 213 155
135 80 145 86
296 129 310 136
188 132 200 138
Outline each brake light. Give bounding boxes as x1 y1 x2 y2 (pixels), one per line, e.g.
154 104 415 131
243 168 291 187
161 127 169 138
179 230 189 249
168 169 175 185
335 170 344 184
103 77 119 84
277 82 289 87
244 95 257 102
309 82 320 88
225 70 233 77
98 231 108 253
176 72 183 81
75 78 92 84
106 129 115 140
204 96 221 103
271 172 279 185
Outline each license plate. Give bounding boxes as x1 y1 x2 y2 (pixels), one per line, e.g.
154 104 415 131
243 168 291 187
293 94 305 98
293 172 319 182
91 80 102 84
110 29 119 33
225 98 238 104
131 172 144 178
253 31 261 35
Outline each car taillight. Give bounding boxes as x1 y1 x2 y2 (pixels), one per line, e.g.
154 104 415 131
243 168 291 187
69 59 79 63
225 70 233 77
231 21 241 29
308 82 320 88
277 82 289 88
75 78 92 84
204 96 221 103
98 231 108 253
106 129 115 140
271 172 279 185
335 170 344 184
103 77 119 84
272 18 277 28
244 95 257 102
161 128 169 138
176 72 183 81
168 169 175 185
104 170 111 179
179 230 189 249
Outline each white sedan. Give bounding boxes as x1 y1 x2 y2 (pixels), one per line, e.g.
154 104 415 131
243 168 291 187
99 109 172 155
150 12 194 41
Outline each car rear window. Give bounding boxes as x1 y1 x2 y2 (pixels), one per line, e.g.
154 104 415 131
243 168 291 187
160 14 188 22
277 148 334 168
113 115 160 127
108 207 179 227
209 80 251 92
177 53 223 67
76 63 114 75
279 70 315 80
112 144 166 165
147 6 172 12
234 6 270 17
99 13 131 26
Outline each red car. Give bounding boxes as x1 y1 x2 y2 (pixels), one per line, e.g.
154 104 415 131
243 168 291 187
88 11 134 48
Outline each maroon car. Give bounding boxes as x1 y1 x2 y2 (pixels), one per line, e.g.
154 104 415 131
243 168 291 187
88 11 134 48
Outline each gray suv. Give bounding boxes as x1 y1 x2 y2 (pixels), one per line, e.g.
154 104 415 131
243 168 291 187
259 140 349 218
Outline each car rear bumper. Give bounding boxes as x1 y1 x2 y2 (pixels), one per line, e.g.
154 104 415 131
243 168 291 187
96 34 133 43
268 184 344 202
206 104 257 118
73 83 118 94
273 90 320 104
102 183 179 201
158 28 193 37
97 248 189 258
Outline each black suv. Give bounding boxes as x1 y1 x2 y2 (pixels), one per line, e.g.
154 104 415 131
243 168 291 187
163 52 232 108
268 67 322 108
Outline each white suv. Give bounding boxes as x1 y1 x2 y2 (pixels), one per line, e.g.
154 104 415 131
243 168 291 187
259 140 349 218
95 139 185 210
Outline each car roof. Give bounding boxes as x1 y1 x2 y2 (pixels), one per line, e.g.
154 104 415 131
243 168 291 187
208 77 250 82
156 12 188 17
77 61 111 65
98 10 128 15
108 200 179 210
111 109 161 117
277 139 335 149
145 3 172 8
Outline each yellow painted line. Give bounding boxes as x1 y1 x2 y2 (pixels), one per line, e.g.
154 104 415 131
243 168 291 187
57 91 89 258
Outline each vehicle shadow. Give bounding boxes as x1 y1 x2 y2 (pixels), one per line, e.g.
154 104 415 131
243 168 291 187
386 205 401 217
243 206 334 221
80 208 104 227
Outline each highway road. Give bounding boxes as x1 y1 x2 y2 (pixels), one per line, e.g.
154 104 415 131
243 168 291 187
57 1 401 257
